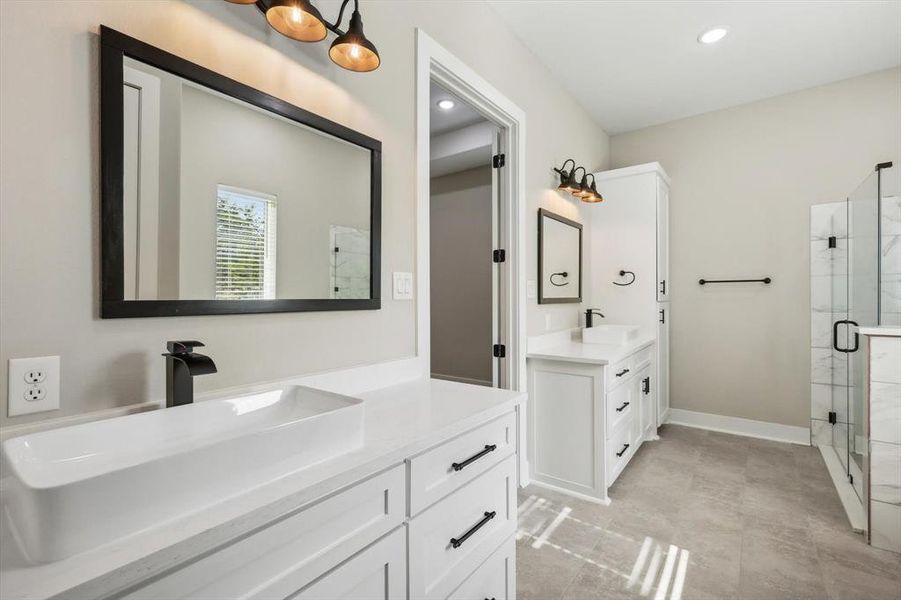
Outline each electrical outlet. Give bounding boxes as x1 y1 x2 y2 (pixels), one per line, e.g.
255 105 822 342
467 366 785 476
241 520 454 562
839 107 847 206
8 356 60 417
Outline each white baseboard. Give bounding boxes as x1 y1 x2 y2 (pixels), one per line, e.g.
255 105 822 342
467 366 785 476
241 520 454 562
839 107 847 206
430 373 493 387
666 408 810 445
528 479 611 506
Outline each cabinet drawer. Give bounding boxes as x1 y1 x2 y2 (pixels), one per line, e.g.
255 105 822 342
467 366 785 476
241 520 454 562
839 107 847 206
447 533 515 600
606 419 635 486
118 465 405 600
409 455 517 600
289 527 406 600
409 412 516 516
606 382 633 438
607 356 634 390
632 345 653 371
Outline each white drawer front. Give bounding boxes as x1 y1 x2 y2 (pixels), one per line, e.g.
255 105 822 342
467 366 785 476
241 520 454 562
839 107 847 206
409 455 517 600
607 356 634 390
606 382 634 438
447 533 515 600
606 419 635 486
118 465 405 600
290 527 406 600
632 346 653 371
409 412 516 516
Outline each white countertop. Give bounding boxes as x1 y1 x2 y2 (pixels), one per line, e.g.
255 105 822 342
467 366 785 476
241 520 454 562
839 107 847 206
860 326 901 337
527 334 655 366
0 376 524 600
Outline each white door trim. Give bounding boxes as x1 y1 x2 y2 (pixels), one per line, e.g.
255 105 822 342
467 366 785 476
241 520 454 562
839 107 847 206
415 29 527 397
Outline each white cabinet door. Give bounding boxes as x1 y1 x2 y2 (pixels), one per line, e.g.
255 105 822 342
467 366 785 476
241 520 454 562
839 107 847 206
290 527 406 600
656 177 670 302
657 303 670 426
447 534 515 600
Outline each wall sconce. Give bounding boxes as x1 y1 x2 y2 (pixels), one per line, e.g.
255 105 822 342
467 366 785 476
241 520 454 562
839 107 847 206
225 0 380 72
554 159 603 203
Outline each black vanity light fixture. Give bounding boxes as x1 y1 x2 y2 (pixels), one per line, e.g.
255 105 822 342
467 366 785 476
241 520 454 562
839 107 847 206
225 0 380 72
554 159 603 203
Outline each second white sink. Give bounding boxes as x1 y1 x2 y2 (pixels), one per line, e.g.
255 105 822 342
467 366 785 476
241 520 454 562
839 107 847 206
582 324 640 345
1 385 364 563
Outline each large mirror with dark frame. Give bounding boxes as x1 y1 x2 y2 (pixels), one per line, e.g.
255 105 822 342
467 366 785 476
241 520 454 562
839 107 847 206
100 27 381 318
538 208 582 304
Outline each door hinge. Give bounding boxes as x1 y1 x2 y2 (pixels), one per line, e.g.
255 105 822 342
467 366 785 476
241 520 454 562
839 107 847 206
493 344 506 358
828 236 837 249
493 153 506 169
828 411 837 424
493 249 506 263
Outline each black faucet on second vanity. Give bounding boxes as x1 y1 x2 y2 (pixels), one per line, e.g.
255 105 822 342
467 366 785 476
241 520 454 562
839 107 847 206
585 309 605 328
161 341 217 407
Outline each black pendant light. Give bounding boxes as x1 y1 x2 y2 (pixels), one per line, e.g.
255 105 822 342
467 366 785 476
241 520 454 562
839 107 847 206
329 8 380 72
265 0 328 42
555 159 580 194
229 0 380 72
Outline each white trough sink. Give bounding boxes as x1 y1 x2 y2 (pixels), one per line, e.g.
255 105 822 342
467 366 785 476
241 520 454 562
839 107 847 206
1 385 364 563
582 324 640 345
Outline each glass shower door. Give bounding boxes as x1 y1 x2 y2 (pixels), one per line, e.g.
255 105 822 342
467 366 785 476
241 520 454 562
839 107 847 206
837 170 881 499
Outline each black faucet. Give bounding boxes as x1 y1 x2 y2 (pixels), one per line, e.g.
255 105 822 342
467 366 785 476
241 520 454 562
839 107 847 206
585 309 605 328
161 341 217 407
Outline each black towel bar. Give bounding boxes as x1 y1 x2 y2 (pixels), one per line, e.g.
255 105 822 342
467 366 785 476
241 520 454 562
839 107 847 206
699 277 772 285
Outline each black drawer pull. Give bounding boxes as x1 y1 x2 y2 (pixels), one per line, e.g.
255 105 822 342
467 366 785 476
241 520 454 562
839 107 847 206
452 444 497 472
642 377 650 395
615 401 630 412
451 511 496 549
616 444 630 457
616 368 630 377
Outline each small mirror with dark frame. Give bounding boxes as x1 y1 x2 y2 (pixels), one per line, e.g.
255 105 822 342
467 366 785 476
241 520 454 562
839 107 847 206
538 208 582 304
100 27 381 318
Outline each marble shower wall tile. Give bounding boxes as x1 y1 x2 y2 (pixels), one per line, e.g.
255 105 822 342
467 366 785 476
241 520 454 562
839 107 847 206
871 337 901 384
871 501 901 553
810 201 847 240
810 383 832 421
883 235 901 275
811 348 850 386
871 382 901 445
811 312 843 348
883 196 901 236
871 440 901 504
810 238 848 277
811 275 848 312
810 418 832 447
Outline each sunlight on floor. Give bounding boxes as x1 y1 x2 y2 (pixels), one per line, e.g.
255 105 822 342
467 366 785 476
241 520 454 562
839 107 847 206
517 493 690 599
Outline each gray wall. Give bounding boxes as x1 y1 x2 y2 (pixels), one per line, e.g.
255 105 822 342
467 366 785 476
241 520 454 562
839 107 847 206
610 68 901 428
430 166 493 385
0 0 609 426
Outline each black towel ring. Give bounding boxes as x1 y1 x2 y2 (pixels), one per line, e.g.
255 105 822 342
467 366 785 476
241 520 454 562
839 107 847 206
613 270 636 286
550 272 570 287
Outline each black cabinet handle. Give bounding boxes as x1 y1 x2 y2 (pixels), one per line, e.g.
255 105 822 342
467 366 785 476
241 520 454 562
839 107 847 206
452 444 497 472
642 377 650 395
615 401 630 412
659 309 665 324
660 280 666 295
833 319 860 354
616 368 630 377
616 444 630 457
450 511 496 549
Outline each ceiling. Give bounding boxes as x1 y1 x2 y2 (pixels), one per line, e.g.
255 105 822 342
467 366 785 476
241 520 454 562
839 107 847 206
486 1 901 134
430 81 487 136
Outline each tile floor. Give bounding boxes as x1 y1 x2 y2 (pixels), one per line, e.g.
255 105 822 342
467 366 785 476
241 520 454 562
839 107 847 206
516 425 901 600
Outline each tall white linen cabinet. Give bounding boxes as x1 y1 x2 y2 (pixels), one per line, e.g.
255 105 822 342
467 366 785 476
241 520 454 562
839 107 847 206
590 162 671 426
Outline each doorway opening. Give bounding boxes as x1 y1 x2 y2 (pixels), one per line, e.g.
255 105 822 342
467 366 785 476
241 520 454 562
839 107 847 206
428 82 503 387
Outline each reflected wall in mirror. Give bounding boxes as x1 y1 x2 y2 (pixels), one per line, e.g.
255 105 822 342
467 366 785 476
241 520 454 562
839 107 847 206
538 209 582 303
102 27 381 318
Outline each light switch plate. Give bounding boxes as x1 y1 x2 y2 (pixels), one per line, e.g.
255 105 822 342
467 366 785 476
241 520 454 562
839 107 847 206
393 272 413 300
8 356 60 416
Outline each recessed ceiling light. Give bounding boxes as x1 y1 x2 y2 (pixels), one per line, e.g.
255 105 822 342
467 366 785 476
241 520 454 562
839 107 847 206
437 99 455 110
698 26 729 45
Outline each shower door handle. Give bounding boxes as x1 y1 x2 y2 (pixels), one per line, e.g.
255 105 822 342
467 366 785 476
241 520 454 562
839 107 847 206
833 319 859 353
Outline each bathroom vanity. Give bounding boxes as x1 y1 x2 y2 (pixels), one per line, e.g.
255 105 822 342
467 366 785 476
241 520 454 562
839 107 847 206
526 327 657 504
0 373 525 600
